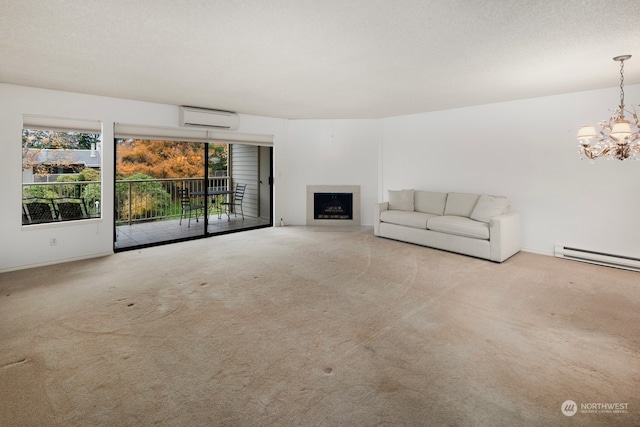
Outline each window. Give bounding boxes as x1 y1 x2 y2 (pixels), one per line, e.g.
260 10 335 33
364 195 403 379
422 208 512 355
22 116 102 225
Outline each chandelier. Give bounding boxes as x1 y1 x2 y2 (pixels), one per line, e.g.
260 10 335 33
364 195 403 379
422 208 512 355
577 55 640 161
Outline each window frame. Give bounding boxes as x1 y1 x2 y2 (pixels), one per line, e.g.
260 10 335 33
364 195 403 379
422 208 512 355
22 115 103 226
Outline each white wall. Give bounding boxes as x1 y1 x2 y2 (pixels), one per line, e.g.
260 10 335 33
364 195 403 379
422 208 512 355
285 119 381 226
381 85 640 257
0 84 285 272
3 82 639 270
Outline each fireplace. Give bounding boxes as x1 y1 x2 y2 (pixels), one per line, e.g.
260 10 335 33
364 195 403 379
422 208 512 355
306 185 361 226
314 193 353 220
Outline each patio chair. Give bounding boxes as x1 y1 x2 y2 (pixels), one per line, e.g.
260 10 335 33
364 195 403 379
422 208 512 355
23 198 56 224
178 188 204 227
53 197 89 221
221 183 247 221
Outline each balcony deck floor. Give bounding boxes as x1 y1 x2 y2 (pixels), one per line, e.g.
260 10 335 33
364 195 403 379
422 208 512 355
115 214 271 250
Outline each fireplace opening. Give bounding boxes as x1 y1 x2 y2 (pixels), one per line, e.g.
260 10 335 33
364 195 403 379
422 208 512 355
314 193 353 220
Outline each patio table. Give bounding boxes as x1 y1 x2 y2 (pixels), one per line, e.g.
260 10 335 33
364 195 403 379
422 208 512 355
192 189 234 219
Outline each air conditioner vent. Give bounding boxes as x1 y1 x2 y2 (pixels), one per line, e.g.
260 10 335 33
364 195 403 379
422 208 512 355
179 106 240 130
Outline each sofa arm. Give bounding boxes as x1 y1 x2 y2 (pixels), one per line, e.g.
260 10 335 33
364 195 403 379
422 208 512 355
489 212 522 262
373 202 389 236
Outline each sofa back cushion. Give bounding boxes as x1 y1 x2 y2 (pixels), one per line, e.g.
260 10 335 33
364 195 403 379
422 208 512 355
388 189 414 211
444 192 480 217
470 194 510 223
414 191 447 215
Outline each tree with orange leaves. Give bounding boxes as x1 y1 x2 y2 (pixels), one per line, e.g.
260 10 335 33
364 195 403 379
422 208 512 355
116 139 209 178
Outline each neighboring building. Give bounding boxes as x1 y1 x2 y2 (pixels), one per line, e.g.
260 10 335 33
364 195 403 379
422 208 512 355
23 147 101 183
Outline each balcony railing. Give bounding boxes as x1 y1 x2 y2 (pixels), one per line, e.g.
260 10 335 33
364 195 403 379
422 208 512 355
115 177 229 225
22 176 230 226
22 180 102 224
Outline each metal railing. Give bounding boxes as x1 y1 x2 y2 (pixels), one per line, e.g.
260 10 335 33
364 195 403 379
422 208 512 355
22 176 230 226
115 177 229 225
22 181 102 219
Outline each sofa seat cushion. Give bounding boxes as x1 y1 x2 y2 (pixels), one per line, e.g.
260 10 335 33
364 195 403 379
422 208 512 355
380 210 435 229
427 215 490 240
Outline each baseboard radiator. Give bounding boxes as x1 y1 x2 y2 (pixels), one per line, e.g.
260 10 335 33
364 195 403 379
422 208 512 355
554 245 640 272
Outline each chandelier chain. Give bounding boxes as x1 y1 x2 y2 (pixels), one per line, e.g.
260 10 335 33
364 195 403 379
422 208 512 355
619 59 625 111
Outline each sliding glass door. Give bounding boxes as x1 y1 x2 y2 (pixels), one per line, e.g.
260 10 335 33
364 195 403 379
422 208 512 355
206 143 273 236
114 133 272 251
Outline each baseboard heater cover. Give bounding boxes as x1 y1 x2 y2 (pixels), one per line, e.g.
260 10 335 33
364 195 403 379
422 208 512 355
554 245 640 272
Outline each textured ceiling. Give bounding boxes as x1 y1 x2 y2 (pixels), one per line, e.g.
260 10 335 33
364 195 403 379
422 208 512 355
1 0 640 119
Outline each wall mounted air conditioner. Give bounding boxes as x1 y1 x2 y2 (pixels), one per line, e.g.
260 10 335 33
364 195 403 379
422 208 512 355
179 106 240 130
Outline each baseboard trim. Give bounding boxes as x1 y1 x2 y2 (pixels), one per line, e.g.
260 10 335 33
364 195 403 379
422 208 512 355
0 251 113 273
520 247 553 257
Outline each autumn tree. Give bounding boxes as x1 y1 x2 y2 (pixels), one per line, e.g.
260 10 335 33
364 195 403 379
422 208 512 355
114 140 229 221
116 139 223 178
22 129 99 150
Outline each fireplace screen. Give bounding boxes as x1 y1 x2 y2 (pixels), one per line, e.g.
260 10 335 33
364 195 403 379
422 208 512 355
314 193 353 220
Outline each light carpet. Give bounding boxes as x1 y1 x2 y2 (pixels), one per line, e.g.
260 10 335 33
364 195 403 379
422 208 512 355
1 226 639 426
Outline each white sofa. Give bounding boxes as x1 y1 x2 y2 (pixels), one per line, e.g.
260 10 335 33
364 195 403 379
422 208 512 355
374 189 521 262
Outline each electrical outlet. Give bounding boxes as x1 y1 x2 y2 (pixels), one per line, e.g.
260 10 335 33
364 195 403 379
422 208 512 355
50 238 57 246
